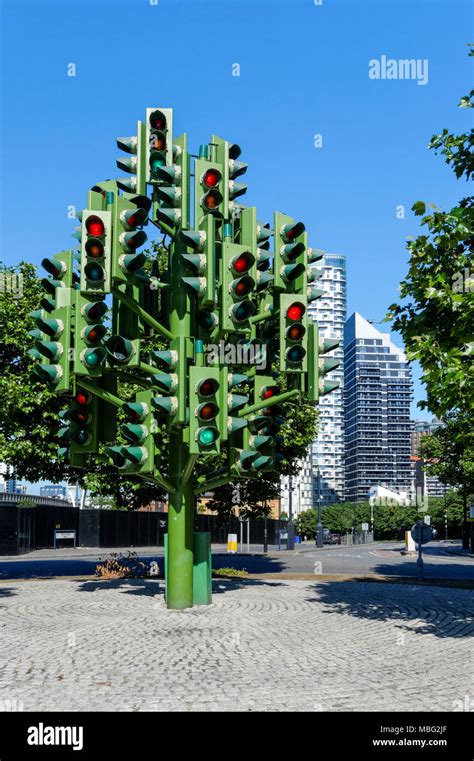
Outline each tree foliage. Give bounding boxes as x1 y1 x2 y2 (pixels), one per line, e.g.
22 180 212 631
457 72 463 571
418 411 473 497
388 61 474 418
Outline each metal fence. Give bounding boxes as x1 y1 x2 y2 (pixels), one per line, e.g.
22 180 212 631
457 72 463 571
0 505 286 556
341 531 374 545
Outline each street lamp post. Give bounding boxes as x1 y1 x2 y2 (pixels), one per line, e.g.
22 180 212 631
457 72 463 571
316 466 324 548
287 475 295 550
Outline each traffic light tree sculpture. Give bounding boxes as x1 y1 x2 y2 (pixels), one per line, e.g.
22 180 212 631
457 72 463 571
31 107 340 609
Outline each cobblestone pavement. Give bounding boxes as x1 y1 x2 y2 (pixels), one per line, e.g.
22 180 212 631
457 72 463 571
0 579 472 712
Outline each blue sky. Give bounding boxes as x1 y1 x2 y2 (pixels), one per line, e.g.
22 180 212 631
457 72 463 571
1 0 472 444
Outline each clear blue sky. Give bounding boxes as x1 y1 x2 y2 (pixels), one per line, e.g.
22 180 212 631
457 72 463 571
1 0 472 431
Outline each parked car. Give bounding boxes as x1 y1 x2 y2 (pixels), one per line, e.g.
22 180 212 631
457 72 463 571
328 533 341 545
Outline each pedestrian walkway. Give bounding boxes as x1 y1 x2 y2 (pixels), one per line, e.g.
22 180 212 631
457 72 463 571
0 578 471 711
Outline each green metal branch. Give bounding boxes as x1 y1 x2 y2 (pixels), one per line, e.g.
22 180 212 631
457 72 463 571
77 378 125 408
236 388 299 418
180 454 198 487
138 472 176 495
111 286 174 341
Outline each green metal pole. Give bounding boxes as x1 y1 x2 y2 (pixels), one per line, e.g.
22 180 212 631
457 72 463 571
166 235 194 609
236 389 299 418
111 286 174 341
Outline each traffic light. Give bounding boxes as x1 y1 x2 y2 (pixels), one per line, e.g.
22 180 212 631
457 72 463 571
189 366 221 454
194 154 226 223
221 242 257 333
150 336 192 428
41 250 76 288
154 133 190 231
279 293 308 373
73 291 108 377
118 390 155 473
211 136 248 221
273 212 307 292
79 210 112 293
116 121 147 195
145 107 173 184
180 215 217 325
248 375 280 471
219 368 248 443
32 281 73 392
104 334 139 368
111 193 150 284
58 387 98 456
307 322 340 402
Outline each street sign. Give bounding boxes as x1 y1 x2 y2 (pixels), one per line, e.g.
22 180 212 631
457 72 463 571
410 522 432 545
361 522 369 532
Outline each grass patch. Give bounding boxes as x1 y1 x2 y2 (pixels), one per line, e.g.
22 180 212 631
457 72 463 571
213 567 248 578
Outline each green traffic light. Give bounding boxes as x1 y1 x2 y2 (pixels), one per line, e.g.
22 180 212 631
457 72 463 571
82 347 107 368
197 427 219 446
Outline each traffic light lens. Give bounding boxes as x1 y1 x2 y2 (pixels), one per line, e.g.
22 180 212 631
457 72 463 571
75 391 90 406
86 217 105 237
199 379 218 397
262 387 278 399
151 155 165 171
287 346 306 362
197 310 216 330
85 240 105 259
235 281 250 296
198 427 219 446
85 350 102 367
287 324 306 341
74 430 90 445
287 303 305 321
204 190 220 209
84 262 104 282
203 170 220 188
199 403 218 421
150 110 167 130
233 254 252 273
87 328 100 343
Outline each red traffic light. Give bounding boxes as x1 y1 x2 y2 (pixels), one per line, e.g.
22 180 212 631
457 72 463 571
198 378 219 397
75 390 91 406
261 386 278 400
149 110 167 130
86 216 105 238
287 302 305 321
281 221 305 242
202 169 220 188
232 252 253 274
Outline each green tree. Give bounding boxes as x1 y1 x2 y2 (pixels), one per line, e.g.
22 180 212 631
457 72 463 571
418 413 473 544
295 509 317 539
388 54 474 418
426 492 464 538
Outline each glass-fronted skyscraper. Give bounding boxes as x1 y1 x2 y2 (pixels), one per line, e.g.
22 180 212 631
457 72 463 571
308 253 347 505
344 313 413 502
